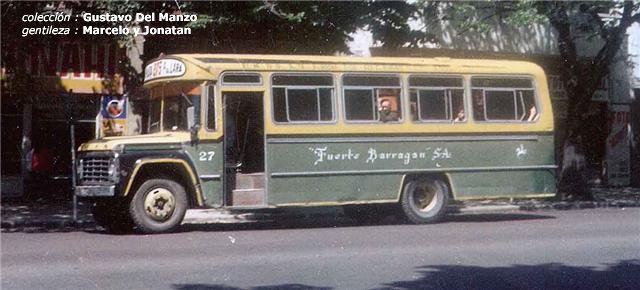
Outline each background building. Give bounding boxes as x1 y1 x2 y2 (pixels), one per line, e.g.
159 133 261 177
1 41 124 198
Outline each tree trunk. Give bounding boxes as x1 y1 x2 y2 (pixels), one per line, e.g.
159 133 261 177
557 79 595 200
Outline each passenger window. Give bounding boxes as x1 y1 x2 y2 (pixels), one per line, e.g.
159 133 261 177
343 75 402 122
409 76 464 122
471 77 538 122
485 91 516 120
271 75 334 123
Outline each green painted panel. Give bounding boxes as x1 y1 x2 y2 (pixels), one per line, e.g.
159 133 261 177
185 142 223 207
268 135 554 172
448 170 556 198
268 174 401 204
201 180 223 206
266 134 556 203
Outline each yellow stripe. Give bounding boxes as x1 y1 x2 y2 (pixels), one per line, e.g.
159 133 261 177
124 158 204 206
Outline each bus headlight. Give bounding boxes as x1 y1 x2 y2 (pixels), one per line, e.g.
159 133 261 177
108 157 120 182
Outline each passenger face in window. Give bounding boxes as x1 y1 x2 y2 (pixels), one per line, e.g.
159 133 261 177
378 99 399 122
379 99 391 114
454 107 466 122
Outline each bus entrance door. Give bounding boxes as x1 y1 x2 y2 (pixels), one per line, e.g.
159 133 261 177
223 92 266 207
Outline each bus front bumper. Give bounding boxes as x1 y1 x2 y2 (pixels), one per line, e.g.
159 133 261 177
75 185 116 197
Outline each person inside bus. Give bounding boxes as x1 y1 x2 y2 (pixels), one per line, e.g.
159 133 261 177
454 108 466 122
525 105 538 122
472 90 485 121
378 99 400 122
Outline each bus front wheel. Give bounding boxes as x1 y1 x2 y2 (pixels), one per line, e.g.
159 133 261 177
400 177 449 224
129 179 188 234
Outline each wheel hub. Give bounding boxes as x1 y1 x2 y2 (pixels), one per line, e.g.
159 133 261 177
413 184 438 212
144 187 176 221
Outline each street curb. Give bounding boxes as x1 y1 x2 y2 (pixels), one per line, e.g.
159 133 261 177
182 209 263 224
1 218 95 232
453 205 521 214
2 199 639 231
516 200 640 211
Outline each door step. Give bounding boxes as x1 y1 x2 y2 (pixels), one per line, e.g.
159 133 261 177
235 172 265 190
232 188 265 206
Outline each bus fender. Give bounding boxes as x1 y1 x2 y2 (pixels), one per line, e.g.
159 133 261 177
399 172 456 200
122 158 204 206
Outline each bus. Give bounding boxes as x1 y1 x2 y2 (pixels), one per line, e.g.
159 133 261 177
75 54 556 233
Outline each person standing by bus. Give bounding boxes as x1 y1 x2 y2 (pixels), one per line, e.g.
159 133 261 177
26 138 54 200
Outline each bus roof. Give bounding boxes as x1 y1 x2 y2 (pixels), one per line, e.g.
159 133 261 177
143 54 546 87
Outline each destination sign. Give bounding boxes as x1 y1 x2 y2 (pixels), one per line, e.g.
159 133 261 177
144 58 186 82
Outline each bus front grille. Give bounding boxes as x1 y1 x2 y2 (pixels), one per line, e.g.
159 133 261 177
79 157 113 185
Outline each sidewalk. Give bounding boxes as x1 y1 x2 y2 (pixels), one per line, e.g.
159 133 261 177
2 186 639 233
458 186 640 212
1 198 94 232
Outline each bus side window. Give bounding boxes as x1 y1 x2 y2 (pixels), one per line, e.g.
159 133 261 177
471 77 537 122
271 74 334 123
343 75 402 123
409 76 464 122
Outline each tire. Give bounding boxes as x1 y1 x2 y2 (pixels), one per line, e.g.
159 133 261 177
400 177 449 224
91 200 134 233
129 179 188 234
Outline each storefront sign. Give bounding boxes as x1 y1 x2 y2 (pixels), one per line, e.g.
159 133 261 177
144 59 186 81
606 104 631 186
4 42 122 94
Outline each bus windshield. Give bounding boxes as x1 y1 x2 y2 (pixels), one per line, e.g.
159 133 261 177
147 85 198 133
164 94 194 131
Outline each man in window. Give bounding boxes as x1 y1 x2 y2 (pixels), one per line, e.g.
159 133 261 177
378 99 400 122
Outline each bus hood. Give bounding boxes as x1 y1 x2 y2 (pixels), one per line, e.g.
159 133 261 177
78 132 190 152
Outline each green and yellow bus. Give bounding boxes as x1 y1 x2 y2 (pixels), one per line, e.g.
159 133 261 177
75 54 556 233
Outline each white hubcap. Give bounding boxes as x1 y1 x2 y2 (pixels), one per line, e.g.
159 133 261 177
144 187 176 221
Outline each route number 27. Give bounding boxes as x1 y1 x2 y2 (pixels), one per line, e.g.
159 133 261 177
199 151 215 161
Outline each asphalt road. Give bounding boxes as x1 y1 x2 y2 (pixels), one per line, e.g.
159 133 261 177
2 208 639 289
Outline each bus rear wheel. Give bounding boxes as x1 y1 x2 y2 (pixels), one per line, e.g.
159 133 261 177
129 179 188 234
400 177 449 224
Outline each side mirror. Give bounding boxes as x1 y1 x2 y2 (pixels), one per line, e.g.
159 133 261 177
186 106 199 144
186 106 195 129
190 124 200 144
